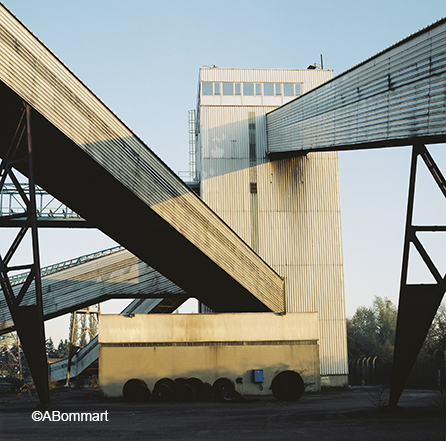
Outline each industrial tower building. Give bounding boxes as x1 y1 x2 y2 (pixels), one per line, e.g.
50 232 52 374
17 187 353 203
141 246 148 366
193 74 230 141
195 67 348 388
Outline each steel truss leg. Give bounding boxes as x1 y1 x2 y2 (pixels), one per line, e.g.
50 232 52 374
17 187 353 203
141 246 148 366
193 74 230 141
0 104 50 406
389 142 446 406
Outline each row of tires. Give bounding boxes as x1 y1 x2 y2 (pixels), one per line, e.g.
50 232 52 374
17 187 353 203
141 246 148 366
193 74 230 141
122 370 305 403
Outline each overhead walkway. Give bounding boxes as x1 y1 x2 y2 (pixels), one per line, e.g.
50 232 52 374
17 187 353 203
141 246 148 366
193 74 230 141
266 18 446 407
0 4 283 405
267 18 446 156
0 183 89 227
0 4 284 314
1 3 442 408
0 247 188 335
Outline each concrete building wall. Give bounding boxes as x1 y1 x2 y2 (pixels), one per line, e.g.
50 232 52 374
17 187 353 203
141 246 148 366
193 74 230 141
197 68 348 386
99 313 319 397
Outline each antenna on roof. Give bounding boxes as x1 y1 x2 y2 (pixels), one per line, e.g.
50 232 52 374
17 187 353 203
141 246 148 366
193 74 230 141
307 55 325 70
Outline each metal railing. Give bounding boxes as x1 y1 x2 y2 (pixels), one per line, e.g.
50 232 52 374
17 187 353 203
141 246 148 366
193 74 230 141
348 357 378 385
0 183 82 220
9 245 124 286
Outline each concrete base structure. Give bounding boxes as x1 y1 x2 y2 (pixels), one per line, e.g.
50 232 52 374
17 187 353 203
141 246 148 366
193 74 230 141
321 375 349 389
99 313 320 398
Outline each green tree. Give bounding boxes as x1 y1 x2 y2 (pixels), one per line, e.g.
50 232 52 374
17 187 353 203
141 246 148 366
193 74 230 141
413 303 446 387
349 298 446 386
347 296 398 383
56 339 70 359
347 296 397 364
46 337 57 358
424 304 446 352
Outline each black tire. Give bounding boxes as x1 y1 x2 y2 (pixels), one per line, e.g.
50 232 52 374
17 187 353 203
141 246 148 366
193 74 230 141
212 377 235 400
122 378 151 403
177 383 195 402
174 377 188 387
186 377 205 401
153 378 178 402
203 382 214 401
271 370 305 401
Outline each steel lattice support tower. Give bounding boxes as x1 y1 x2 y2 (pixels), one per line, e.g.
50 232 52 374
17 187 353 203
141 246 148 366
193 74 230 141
0 332 22 378
65 304 100 386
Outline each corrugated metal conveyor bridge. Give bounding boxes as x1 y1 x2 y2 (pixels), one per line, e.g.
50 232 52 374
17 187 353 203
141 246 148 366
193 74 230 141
267 18 446 155
0 4 284 315
0 3 284 405
0 2 445 408
0 246 189 335
0 246 183 381
267 18 446 407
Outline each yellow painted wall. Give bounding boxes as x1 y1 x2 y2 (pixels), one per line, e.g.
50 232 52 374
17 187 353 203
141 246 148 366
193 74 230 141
99 313 319 397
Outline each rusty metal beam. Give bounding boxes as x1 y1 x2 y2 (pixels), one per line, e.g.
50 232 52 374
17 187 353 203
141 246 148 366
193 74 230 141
390 143 446 406
0 104 50 406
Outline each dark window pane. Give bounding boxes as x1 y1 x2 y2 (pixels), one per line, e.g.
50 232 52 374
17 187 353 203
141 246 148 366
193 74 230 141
255 83 262 95
275 84 282 95
284 84 294 96
223 82 233 95
235 83 241 95
214 83 220 95
264 83 274 96
243 83 254 96
295 84 302 95
202 82 213 95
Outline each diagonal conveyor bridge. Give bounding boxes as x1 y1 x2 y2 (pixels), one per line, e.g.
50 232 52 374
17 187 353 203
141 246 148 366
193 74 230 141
0 3 284 404
1 3 446 408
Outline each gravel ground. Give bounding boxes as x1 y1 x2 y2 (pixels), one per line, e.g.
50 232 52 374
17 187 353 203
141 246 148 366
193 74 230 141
0 386 445 441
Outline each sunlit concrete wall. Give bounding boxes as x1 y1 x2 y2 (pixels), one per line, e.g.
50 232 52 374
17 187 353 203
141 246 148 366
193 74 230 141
99 313 319 397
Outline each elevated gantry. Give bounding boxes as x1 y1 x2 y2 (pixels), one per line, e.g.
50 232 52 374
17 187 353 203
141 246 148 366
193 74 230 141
0 3 284 405
0 1 445 406
266 18 446 406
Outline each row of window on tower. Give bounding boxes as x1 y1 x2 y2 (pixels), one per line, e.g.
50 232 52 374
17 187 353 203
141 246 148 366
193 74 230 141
202 82 302 97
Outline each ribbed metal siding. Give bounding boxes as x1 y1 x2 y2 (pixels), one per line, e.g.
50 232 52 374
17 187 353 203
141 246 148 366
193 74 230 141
0 5 284 312
256 152 347 376
267 18 446 153
200 106 275 245
0 249 186 334
200 68 334 96
199 100 347 375
50 336 100 381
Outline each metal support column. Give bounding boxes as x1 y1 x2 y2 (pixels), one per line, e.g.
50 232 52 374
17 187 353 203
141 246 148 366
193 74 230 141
0 103 50 406
389 142 446 406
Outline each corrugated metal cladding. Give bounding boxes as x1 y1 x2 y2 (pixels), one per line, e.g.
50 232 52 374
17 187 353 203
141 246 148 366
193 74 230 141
0 5 284 313
198 69 348 377
257 153 347 376
50 337 99 381
200 68 334 96
200 106 275 246
267 18 446 154
0 250 186 335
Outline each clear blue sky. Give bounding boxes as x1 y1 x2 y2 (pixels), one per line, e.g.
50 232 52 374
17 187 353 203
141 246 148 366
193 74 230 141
1 0 445 343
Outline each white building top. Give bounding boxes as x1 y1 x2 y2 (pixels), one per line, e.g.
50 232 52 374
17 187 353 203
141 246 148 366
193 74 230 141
199 67 333 106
